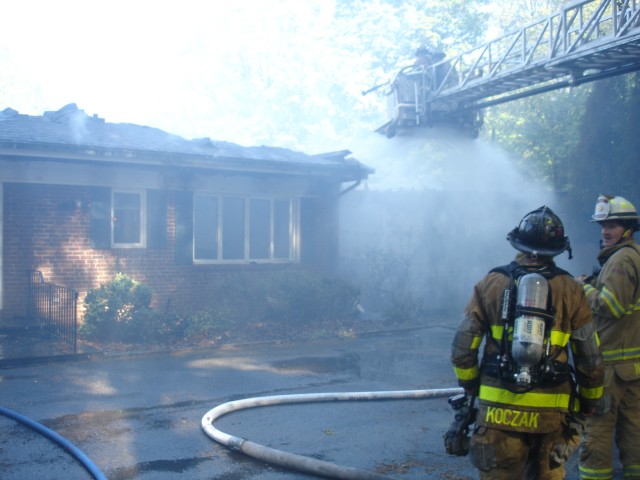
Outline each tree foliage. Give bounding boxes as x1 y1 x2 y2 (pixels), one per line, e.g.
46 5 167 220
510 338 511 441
483 86 591 191
569 74 640 204
478 0 638 214
205 0 492 152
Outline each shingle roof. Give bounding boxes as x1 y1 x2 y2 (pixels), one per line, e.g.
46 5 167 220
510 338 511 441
0 103 372 180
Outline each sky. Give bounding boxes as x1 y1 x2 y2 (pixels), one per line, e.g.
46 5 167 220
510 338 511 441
1 0 341 147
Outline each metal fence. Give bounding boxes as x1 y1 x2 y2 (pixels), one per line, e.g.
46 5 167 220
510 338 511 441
27 270 78 354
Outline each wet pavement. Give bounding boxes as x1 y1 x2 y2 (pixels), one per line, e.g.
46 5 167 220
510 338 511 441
0 324 609 479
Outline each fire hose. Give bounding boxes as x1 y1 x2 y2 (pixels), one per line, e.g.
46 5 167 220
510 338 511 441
0 406 108 480
201 387 464 480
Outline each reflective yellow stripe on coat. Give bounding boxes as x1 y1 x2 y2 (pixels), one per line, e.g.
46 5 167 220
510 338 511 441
480 385 571 409
601 346 640 362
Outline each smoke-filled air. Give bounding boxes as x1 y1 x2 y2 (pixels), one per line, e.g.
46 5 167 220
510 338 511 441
3 1 639 478
340 127 560 317
2 0 636 320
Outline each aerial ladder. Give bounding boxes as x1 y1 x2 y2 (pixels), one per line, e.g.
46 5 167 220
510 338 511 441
368 0 640 138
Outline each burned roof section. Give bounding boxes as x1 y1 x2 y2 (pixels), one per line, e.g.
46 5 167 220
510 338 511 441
0 103 373 181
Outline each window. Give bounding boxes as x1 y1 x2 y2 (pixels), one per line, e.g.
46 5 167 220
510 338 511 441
249 199 270 259
273 199 291 259
112 190 146 247
222 197 245 259
193 195 298 263
91 188 165 250
193 196 218 259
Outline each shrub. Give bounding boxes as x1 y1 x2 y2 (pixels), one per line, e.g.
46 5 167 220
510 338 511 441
180 270 361 341
181 304 240 342
125 309 184 344
345 247 424 324
81 273 154 342
263 270 360 326
81 270 362 345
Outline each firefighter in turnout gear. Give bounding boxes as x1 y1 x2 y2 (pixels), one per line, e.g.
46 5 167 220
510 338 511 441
452 206 604 479
577 195 640 479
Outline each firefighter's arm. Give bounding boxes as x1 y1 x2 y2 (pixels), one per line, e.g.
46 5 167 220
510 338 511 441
575 274 593 285
451 286 486 395
583 257 636 320
570 302 605 413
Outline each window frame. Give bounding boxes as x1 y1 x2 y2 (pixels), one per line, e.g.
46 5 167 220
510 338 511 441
111 189 147 248
192 194 300 264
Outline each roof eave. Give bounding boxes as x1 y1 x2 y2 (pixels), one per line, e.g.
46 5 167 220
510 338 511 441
0 142 371 182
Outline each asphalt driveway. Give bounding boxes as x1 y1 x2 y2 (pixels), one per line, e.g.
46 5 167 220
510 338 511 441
0 325 597 479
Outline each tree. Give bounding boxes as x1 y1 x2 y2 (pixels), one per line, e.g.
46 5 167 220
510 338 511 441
569 73 640 205
479 0 591 193
483 86 590 192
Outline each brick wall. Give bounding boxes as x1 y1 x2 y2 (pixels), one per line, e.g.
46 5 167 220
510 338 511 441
2 183 309 323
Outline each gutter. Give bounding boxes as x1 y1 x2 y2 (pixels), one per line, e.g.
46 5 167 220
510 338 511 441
339 179 362 197
0 143 371 182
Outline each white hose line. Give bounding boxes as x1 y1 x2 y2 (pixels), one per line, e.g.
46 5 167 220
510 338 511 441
201 387 464 480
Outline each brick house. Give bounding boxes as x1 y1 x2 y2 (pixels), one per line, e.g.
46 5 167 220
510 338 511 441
0 103 372 323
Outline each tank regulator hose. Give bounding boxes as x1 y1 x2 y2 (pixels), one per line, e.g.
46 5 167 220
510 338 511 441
202 387 464 480
0 406 108 480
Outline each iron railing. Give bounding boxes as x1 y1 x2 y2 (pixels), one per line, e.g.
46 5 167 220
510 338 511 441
27 270 78 354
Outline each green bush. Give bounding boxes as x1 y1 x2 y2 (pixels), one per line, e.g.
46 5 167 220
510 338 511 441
124 309 184 344
264 271 360 326
180 270 361 340
81 270 362 345
81 273 154 342
346 247 425 324
181 304 240 342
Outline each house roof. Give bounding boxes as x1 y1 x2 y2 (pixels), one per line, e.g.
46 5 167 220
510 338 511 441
0 103 373 181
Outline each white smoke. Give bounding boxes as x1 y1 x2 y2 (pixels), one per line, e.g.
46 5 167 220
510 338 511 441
338 127 559 318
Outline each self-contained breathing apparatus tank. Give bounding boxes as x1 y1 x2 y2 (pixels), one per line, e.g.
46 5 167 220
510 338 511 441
511 273 549 386
501 206 569 388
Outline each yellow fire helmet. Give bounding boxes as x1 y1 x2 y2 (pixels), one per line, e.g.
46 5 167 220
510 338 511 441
591 194 640 223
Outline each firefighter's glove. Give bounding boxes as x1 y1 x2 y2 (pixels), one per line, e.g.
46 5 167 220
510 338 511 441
461 378 479 397
579 394 608 417
464 386 478 397
594 393 611 416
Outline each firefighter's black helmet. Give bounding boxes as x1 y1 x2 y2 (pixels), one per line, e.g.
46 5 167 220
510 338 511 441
507 206 571 258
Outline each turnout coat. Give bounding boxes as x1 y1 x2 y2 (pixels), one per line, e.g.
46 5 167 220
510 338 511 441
583 237 640 378
451 253 604 433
